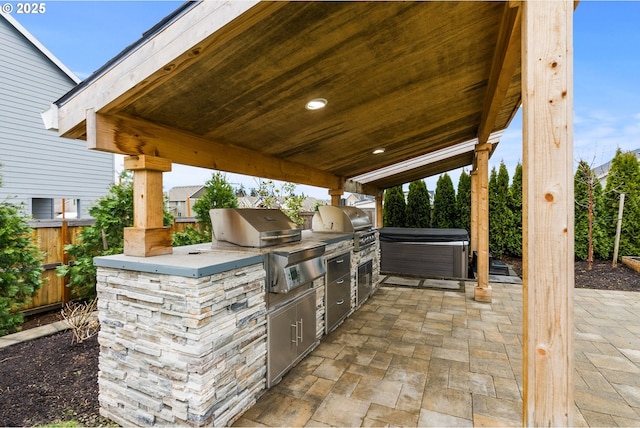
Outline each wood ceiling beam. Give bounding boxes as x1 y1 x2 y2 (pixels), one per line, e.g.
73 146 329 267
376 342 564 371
86 111 344 191
477 2 522 145
56 0 282 139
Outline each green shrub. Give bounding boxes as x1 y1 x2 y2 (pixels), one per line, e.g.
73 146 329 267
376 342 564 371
0 177 44 335
173 226 210 246
193 172 238 235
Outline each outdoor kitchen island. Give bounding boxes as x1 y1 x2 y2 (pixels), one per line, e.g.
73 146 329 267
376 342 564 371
94 229 380 427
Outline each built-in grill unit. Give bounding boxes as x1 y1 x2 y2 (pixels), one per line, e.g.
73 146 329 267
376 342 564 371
210 208 325 387
211 208 326 296
211 208 301 248
312 205 377 316
311 205 376 251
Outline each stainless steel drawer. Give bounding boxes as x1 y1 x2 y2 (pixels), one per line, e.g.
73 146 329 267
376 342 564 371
327 253 350 283
326 273 350 302
326 295 350 332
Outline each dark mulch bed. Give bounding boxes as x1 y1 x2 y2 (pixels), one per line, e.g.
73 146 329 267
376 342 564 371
503 257 640 292
0 331 111 427
1 258 639 427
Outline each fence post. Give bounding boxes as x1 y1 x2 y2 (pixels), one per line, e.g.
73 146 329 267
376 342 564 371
61 220 70 303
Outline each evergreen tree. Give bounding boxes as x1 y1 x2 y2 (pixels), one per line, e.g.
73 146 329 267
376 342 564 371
193 172 239 236
0 169 44 335
575 160 609 266
383 185 406 227
488 162 512 258
603 149 640 260
507 162 523 257
455 170 471 233
432 173 457 228
406 180 431 228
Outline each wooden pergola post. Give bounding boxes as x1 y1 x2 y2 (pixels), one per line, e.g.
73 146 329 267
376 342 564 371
470 169 479 259
474 143 491 302
123 155 173 257
329 188 344 206
375 191 384 228
522 0 574 425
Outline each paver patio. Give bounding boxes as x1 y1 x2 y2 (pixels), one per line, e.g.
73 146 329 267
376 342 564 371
234 281 640 427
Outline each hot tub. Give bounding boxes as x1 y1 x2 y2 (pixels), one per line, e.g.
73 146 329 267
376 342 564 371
379 227 469 279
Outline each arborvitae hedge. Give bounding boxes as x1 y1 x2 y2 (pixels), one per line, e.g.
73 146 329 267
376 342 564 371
432 173 457 228
603 149 640 260
383 185 406 227
406 180 431 228
507 162 523 257
488 162 512 258
455 170 471 233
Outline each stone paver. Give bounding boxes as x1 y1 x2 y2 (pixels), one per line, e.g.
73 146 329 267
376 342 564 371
232 283 640 427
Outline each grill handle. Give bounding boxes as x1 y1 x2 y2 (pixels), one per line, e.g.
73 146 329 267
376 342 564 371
262 233 300 241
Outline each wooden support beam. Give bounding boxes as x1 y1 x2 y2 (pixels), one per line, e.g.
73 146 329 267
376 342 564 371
470 169 478 258
123 155 173 257
478 2 522 145
474 144 491 302
522 0 574 425
329 188 344 206
87 111 343 191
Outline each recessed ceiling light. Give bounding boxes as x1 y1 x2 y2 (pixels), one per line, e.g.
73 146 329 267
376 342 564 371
305 98 327 110
373 148 385 154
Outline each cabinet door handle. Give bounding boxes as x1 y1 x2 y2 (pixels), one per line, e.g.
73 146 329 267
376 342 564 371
297 319 303 342
336 299 344 305
291 322 298 344
336 258 344 264
336 279 345 284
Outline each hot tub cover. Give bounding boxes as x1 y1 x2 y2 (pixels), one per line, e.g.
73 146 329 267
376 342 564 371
378 227 469 243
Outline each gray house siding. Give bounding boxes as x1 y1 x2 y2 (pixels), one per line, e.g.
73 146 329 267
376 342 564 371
0 14 113 218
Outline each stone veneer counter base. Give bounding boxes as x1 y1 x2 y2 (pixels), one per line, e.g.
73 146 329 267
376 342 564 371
94 232 376 427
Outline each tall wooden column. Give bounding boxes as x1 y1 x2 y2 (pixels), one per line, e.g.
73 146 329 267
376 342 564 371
474 143 491 302
375 191 384 228
329 188 343 206
522 0 574 425
123 155 173 257
470 169 479 258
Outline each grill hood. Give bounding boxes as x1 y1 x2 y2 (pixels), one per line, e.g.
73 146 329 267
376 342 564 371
210 208 301 248
312 205 372 233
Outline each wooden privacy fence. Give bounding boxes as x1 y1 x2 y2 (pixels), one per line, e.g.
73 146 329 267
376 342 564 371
24 219 94 315
24 218 199 315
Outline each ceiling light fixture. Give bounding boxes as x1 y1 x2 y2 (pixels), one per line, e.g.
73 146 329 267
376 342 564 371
305 98 327 110
373 148 385 154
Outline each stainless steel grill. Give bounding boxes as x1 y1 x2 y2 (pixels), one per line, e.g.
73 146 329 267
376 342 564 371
210 208 326 297
210 208 301 248
312 205 376 251
312 205 372 233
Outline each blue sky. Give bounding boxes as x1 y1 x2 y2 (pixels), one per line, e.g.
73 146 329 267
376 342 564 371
9 1 640 198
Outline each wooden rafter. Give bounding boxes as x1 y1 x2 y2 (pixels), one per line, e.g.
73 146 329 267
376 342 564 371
477 1 522 145
86 111 344 191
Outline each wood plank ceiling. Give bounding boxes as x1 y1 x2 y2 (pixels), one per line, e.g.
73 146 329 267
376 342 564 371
55 1 522 195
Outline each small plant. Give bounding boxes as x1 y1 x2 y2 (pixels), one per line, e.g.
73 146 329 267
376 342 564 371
61 299 99 343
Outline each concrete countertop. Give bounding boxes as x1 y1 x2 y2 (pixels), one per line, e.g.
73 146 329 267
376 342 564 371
94 232 354 278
